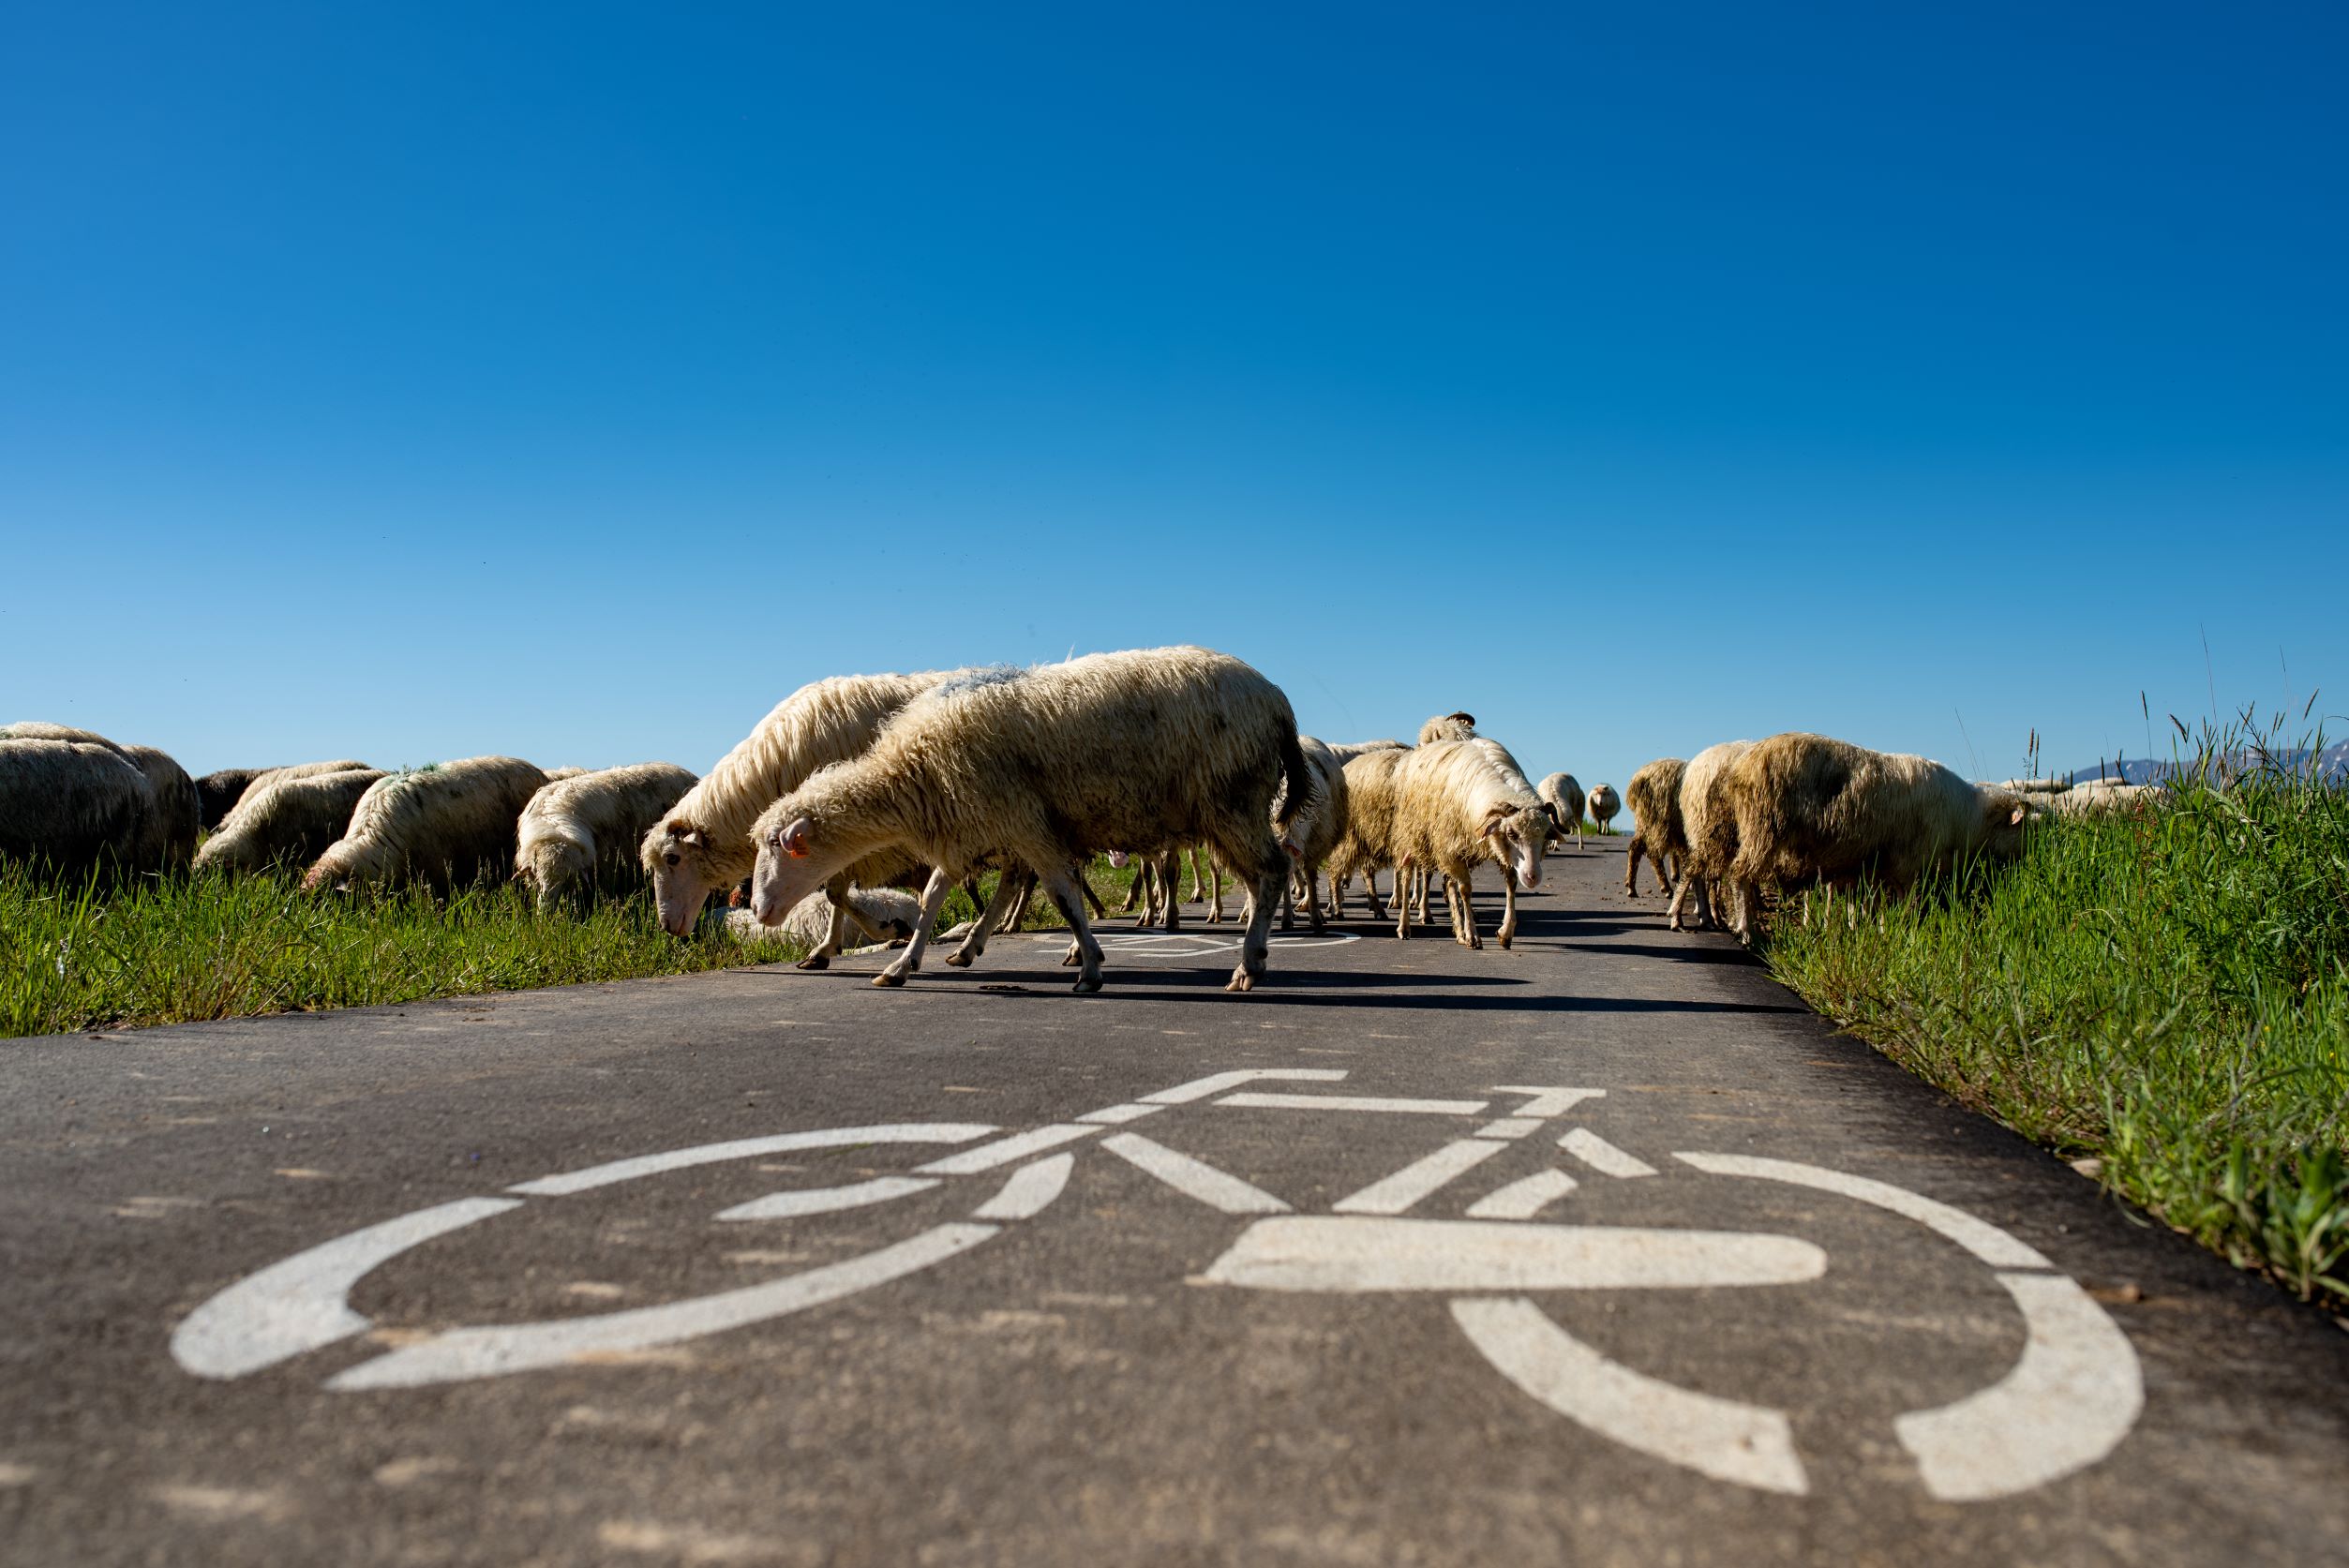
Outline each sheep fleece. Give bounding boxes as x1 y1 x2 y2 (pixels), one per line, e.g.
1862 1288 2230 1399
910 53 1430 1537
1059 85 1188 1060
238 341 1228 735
303 756 548 891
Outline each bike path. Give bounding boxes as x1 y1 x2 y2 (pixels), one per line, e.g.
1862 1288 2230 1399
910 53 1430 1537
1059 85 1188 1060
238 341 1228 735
4 847 2345 1565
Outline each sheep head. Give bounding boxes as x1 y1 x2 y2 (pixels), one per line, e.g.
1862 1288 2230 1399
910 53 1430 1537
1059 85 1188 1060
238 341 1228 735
749 814 849 928
642 816 717 935
1479 800 1548 890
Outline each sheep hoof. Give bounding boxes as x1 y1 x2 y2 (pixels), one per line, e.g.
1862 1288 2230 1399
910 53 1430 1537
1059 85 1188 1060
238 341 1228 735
1225 970 1254 993
943 950 974 968
873 970 908 988
1060 948 1081 967
1468 936 1484 950
1072 976 1103 994
795 954 831 972
1498 935 1512 949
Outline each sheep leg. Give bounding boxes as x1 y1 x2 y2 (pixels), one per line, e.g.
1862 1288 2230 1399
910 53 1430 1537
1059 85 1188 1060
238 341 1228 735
946 869 1028 967
1625 838 1642 896
1040 869 1107 993
875 869 954 987
795 882 858 970
1204 850 1225 924
1160 852 1183 932
1228 847 1282 993
1450 863 1484 949
1080 874 1107 919
1304 865 1326 934
1498 864 1519 949
1394 858 1413 940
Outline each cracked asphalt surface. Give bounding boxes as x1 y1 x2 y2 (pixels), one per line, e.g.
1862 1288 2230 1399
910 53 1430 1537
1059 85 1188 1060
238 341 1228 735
5 844 2346 1565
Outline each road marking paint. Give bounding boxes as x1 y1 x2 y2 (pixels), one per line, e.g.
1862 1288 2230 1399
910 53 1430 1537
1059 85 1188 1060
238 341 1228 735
1559 1129 1659 1178
714 1176 939 1223
1202 1217 1827 1292
971 1155 1075 1220
1474 1117 1542 1141
1334 1140 1509 1215
1894 1273 2144 1500
1452 1298 1808 1495
916 1125 1099 1174
510 1126 995 1197
1217 1093 1489 1115
1491 1087 1607 1118
326 1224 1000 1390
1672 1153 2053 1269
1076 1102 1166 1125
1140 1068 1348 1105
1465 1169 1579 1219
1100 1134 1290 1214
172 1197 522 1380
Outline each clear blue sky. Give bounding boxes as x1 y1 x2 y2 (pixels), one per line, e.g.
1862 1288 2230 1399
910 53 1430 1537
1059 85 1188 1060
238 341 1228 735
5 2 2343 793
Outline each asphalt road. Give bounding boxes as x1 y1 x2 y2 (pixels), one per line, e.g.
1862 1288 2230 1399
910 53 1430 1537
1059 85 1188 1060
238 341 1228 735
6 845 2347 1566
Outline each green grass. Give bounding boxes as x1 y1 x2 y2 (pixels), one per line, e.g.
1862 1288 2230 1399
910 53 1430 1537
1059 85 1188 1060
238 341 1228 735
1762 743 2349 1314
0 865 806 1040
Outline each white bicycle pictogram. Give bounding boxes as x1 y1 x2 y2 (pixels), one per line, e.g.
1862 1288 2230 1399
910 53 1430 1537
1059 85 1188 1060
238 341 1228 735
174 1067 2142 1502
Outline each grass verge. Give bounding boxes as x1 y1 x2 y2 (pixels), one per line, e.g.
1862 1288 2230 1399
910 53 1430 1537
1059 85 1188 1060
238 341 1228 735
1762 747 2348 1314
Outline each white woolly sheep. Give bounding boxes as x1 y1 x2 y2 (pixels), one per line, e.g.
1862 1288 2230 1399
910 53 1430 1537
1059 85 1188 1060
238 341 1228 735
302 756 549 893
1277 735 1350 933
1535 772 1585 846
208 759 374 827
726 887 925 950
747 648 1310 994
640 670 958 949
1418 711 1477 746
1720 732 2031 943
2 724 198 868
1587 783 1622 834
194 769 387 874
516 762 699 908
1622 758 1687 896
1325 745 1411 921
1385 738 1552 949
0 739 160 881
1665 740 1755 933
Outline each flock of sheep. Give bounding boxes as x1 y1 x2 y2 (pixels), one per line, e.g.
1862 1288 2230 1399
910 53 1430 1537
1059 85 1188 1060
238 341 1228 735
2 648 2064 994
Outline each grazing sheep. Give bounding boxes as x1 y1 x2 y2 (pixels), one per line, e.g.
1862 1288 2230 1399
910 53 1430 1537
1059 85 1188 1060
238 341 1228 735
2 723 198 868
2044 781 2159 817
1720 733 2032 943
1326 745 1411 920
1386 738 1552 949
727 887 924 950
1418 711 1477 746
197 769 270 829
194 769 387 874
1535 772 1585 846
210 758 375 824
747 647 1310 993
1277 736 1351 933
641 671 958 943
516 762 699 908
1622 758 1688 896
302 756 549 893
1666 740 1756 933
0 739 160 881
1587 783 1622 835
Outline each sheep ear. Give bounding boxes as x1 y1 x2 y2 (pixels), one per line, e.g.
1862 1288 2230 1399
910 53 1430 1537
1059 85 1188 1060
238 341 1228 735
781 817 815 859
2010 802 2027 827
678 827 707 848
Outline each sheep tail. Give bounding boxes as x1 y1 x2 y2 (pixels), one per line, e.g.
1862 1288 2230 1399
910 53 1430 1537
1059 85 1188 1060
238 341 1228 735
1273 725 1313 835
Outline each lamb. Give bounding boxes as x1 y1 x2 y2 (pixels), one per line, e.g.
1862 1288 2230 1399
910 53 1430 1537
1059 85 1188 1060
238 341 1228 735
1 723 199 868
1277 735 1351 933
1622 757 1688 896
0 739 160 881
1385 738 1552 949
641 670 957 948
746 647 1310 993
193 769 387 874
1418 711 1477 745
1666 740 1755 933
1587 782 1622 834
301 756 549 893
1535 772 1585 845
515 762 699 908
1719 732 2031 943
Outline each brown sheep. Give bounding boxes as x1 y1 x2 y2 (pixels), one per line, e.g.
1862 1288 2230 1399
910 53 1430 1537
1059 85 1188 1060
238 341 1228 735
1720 732 2032 943
1622 757 1688 897
302 756 548 893
194 769 387 874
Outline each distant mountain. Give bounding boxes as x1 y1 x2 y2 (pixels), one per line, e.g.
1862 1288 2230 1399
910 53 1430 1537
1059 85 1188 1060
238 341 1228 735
2058 742 2349 787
